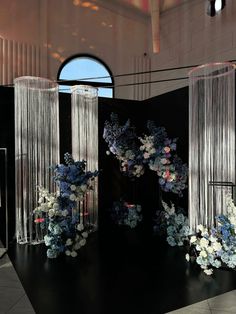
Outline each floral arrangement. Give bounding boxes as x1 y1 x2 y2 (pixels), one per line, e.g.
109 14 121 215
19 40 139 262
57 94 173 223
154 200 190 246
103 113 188 196
103 113 145 178
111 200 142 228
186 195 236 275
139 121 188 196
53 153 99 213
34 153 99 258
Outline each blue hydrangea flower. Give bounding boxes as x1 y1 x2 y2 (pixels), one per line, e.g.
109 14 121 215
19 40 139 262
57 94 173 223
167 236 177 246
46 249 58 259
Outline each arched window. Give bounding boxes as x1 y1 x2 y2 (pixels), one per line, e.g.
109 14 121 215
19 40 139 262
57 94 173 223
57 54 114 98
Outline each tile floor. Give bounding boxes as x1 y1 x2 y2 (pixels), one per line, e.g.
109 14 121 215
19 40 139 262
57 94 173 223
0 245 35 314
167 290 236 314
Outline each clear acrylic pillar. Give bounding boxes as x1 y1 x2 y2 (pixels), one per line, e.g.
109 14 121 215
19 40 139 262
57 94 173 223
189 62 235 232
71 85 98 232
14 76 60 244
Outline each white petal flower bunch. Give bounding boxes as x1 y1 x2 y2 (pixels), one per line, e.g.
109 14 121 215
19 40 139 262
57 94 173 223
186 195 236 275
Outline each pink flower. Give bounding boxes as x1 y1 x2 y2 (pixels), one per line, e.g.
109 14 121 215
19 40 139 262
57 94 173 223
34 218 45 223
161 158 168 165
164 146 170 153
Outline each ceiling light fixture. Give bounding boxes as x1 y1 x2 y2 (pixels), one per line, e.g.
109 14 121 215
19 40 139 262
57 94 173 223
207 0 226 17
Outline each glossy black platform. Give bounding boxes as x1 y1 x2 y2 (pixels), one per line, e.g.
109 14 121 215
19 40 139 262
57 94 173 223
8 228 236 314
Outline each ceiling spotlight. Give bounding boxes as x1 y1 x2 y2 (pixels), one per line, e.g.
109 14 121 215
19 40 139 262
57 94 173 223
207 0 226 17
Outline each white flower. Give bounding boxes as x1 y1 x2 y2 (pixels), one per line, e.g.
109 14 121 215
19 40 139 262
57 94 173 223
204 268 213 276
206 246 214 254
65 250 71 256
41 204 49 212
199 238 209 248
196 244 202 251
38 197 44 204
190 235 197 243
70 185 76 191
69 193 77 201
49 196 55 203
62 209 68 217
71 251 78 258
212 241 222 252
162 200 175 215
185 253 190 262
161 158 168 165
74 242 81 250
197 224 204 232
66 238 73 246
106 150 111 155
200 250 207 258
77 223 84 231
209 235 217 243
82 232 88 238
143 152 150 159
48 209 55 217
53 203 59 210
149 148 156 154
80 184 87 192
79 239 86 246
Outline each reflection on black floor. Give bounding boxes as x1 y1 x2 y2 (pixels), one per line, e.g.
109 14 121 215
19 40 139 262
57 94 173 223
7 228 236 314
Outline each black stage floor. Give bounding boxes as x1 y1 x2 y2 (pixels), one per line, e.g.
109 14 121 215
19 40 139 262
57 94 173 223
8 228 236 314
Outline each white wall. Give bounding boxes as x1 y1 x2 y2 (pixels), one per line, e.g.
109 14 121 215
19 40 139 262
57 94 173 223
0 0 149 99
46 0 149 99
149 0 236 97
0 0 235 99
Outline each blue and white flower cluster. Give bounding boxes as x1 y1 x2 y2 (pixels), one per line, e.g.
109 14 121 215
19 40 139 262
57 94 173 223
139 121 188 196
111 200 142 228
103 113 188 196
34 153 99 258
44 212 88 259
53 152 99 213
186 195 236 275
154 200 190 246
103 113 145 178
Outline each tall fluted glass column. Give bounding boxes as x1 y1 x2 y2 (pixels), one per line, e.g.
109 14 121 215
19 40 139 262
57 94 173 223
15 76 59 244
71 85 98 232
189 62 235 232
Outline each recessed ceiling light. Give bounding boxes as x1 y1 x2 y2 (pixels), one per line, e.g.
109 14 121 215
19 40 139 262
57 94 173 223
207 0 226 17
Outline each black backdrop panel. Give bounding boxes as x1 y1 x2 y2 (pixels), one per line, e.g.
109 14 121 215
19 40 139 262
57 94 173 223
98 88 189 234
0 86 189 241
142 87 189 211
0 87 15 243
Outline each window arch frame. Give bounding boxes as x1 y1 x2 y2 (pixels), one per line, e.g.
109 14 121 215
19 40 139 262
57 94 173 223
57 53 114 97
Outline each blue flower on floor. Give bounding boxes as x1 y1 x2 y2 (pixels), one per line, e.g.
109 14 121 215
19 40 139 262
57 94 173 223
154 200 190 247
111 200 142 228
